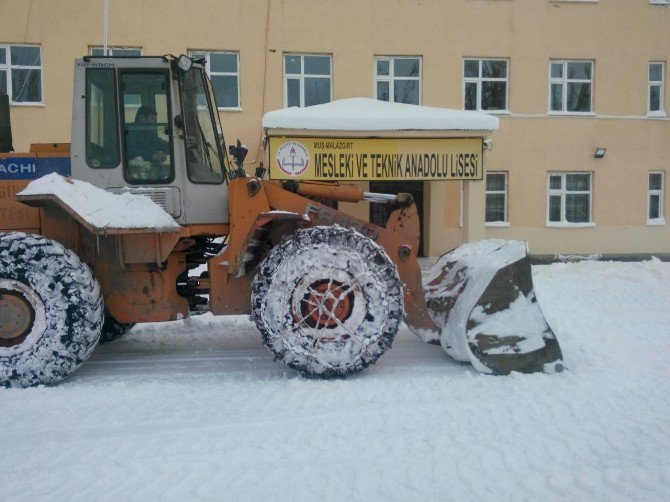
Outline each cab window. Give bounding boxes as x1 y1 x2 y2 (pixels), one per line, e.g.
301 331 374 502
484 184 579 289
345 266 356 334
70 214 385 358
179 67 226 184
121 70 174 184
86 68 120 168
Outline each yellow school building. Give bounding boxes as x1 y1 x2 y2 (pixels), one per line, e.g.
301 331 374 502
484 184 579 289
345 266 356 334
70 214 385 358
1 0 668 257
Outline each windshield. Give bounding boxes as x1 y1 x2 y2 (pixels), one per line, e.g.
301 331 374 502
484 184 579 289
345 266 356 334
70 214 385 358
179 67 227 183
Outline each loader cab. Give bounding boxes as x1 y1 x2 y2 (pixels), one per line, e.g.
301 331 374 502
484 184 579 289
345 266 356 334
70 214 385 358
70 56 231 225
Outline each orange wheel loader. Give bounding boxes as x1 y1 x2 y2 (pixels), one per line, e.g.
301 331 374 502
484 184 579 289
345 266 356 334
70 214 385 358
0 55 562 387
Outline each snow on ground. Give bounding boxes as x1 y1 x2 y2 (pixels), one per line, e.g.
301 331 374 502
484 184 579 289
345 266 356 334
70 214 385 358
1 259 670 501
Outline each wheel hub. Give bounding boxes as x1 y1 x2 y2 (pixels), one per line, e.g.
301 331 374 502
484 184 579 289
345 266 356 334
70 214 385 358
296 279 355 330
0 288 35 347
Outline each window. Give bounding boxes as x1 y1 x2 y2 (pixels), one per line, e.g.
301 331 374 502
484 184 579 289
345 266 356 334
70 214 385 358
549 60 593 113
375 56 421 105
178 67 226 184
190 51 240 109
464 59 508 112
86 68 120 168
547 172 593 225
648 62 665 116
90 47 143 109
485 172 508 224
0 44 43 104
120 70 174 184
284 54 331 107
90 46 142 57
648 171 665 224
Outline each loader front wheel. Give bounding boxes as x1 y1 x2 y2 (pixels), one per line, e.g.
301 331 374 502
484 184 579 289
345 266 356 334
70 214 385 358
251 226 403 378
0 232 104 387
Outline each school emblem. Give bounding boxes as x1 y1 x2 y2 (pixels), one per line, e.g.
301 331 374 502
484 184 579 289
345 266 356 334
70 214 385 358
276 141 310 176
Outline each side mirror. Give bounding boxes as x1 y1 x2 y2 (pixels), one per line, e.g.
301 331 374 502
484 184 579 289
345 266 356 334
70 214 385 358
228 140 248 169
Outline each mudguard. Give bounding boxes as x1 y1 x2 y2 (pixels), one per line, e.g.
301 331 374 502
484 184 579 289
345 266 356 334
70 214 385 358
423 239 564 375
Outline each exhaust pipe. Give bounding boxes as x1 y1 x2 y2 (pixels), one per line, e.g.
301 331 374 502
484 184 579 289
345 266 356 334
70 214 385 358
0 92 13 153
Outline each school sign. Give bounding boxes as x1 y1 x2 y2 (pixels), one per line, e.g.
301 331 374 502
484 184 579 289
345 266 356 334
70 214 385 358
269 137 484 181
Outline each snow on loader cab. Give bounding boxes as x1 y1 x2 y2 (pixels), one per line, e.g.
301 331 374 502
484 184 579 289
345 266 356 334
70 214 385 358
0 55 562 387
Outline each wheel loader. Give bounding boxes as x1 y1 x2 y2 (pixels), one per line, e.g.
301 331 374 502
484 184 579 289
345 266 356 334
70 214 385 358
0 55 563 387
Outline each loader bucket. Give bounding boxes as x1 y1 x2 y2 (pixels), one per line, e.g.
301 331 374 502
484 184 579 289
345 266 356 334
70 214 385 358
423 240 563 375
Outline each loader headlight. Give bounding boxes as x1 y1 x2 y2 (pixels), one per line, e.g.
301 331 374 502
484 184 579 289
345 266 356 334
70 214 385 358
177 55 193 72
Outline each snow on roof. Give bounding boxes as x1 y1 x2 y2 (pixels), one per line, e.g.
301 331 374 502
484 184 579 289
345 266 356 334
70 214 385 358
262 98 499 132
18 173 180 232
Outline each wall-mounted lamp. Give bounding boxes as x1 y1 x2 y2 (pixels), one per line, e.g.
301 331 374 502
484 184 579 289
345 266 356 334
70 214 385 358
594 147 607 159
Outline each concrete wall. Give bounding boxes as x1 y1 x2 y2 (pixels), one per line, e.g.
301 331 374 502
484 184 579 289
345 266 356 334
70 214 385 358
1 0 668 256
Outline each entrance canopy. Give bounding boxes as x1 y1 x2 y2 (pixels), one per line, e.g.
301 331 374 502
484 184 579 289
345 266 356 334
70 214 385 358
263 99 498 182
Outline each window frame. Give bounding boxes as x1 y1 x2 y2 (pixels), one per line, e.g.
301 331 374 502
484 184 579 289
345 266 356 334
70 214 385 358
0 43 44 106
548 60 594 115
463 58 509 113
647 171 666 225
546 172 595 227
283 53 332 108
189 50 241 110
485 171 509 226
374 56 422 105
648 61 666 117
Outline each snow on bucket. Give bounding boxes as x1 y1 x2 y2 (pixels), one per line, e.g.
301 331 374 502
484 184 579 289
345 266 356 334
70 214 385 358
424 239 564 375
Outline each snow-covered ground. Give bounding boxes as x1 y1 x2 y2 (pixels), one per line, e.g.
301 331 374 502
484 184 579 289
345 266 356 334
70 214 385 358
1 259 669 501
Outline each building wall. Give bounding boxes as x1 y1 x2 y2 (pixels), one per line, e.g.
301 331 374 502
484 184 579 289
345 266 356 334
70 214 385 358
1 0 668 256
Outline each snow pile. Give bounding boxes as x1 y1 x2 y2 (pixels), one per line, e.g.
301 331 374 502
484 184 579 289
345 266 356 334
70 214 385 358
263 97 499 132
18 173 179 232
1 259 669 500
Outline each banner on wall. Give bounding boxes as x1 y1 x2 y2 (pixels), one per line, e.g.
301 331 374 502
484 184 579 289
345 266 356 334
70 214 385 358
268 136 484 181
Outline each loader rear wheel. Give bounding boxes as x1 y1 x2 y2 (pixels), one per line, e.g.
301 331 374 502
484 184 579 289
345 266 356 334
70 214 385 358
0 232 104 388
251 226 403 378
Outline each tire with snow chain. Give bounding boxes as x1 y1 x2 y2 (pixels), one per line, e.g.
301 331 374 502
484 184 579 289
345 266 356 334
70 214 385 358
99 315 134 343
0 232 104 387
251 225 404 378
